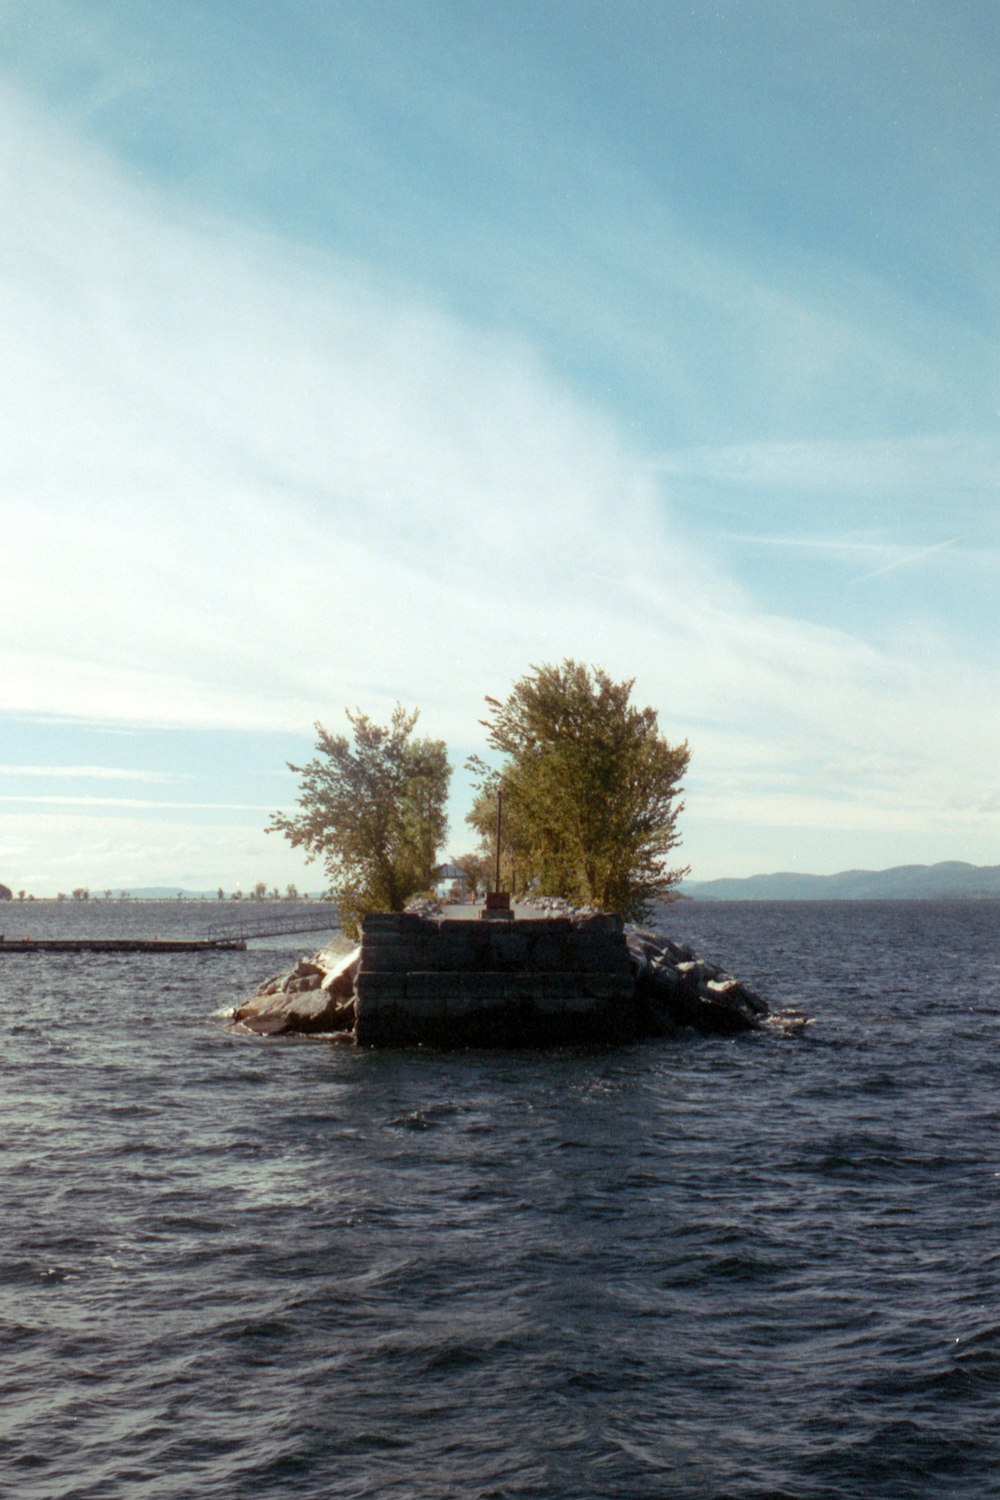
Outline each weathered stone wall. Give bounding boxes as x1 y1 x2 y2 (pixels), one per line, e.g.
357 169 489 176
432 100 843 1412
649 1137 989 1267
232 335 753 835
354 911 639 1047
230 910 781 1046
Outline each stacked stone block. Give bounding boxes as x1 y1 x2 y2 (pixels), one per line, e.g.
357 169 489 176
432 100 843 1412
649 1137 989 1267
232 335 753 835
354 911 638 1047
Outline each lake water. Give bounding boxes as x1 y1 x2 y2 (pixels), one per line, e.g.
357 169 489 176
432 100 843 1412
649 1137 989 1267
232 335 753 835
2 898 999 1498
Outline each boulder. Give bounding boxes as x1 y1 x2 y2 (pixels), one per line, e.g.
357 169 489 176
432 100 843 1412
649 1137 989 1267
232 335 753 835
626 927 767 1034
284 975 323 994
320 947 362 999
232 945 361 1036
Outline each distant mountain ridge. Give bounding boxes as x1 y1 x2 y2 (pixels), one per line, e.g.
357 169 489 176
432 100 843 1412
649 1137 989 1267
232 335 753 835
681 861 1000 901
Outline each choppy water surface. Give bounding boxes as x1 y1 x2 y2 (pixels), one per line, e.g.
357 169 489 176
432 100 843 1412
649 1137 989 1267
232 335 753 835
2 899 999 1498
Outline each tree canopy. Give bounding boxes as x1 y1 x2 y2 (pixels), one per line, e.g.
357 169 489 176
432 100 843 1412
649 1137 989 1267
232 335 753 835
268 706 450 937
468 660 689 920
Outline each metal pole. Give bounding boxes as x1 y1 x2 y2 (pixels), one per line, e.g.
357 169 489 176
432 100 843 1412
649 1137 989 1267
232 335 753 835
494 782 503 894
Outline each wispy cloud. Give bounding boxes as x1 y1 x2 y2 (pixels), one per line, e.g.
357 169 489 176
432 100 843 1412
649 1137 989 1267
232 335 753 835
0 86 713 741
715 530 964 581
851 538 959 583
655 435 1000 503
0 796 272 811
0 765 176 781
0 810 299 891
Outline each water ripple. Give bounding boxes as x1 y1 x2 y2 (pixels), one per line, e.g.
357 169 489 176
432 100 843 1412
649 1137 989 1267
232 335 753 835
3 900 1000 1496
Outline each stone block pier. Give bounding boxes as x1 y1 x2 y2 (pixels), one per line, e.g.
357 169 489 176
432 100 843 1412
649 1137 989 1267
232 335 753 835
231 902 785 1045
354 908 638 1047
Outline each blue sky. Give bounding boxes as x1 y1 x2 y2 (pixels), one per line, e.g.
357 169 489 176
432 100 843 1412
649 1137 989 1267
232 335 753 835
2 0 999 894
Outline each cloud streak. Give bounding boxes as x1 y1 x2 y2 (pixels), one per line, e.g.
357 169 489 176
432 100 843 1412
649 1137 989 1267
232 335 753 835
0 796 272 811
851 538 959 583
0 765 176 781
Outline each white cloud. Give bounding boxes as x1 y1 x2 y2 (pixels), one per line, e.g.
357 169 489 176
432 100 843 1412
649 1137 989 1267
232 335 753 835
0 86 714 741
0 810 314 892
2 85 1000 886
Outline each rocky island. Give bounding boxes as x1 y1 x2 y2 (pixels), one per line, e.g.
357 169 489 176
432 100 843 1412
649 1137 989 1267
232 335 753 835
251 663 793 1047
230 902 783 1046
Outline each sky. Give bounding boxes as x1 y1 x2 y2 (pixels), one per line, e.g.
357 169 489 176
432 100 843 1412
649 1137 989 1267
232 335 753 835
2 0 999 895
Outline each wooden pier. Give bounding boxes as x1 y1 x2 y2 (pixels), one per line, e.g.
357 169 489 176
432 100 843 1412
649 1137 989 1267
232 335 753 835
0 906 337 956
0 938 247 954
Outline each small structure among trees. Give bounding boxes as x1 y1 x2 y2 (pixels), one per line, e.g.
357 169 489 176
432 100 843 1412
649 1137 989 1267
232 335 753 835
451 851 492 902
268 706 451 937
467 660 689 921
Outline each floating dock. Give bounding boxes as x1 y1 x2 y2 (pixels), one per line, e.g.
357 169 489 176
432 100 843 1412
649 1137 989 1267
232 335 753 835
0 938 247 954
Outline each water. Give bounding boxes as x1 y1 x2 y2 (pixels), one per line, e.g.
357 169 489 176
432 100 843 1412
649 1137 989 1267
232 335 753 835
2 899 999 1498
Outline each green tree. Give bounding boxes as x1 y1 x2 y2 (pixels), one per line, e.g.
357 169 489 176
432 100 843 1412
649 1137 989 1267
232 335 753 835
268 705 451 937
469 661 690 920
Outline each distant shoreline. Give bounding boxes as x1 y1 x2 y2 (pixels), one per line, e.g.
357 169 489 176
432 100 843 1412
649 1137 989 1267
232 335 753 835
681 860 1000 901
1 891 332 904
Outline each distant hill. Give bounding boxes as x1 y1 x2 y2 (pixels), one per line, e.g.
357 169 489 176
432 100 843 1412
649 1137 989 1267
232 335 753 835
681 861 1000 901
123 887 221 900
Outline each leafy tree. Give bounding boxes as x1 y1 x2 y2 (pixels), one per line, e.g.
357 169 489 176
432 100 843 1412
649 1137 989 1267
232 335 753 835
469 660 689 920
268 705 451 938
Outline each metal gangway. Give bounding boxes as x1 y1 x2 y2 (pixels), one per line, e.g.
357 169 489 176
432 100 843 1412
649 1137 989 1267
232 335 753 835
205 910 339 944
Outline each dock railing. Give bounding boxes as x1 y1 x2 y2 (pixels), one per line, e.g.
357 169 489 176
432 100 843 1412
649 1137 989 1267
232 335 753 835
204 910 339 945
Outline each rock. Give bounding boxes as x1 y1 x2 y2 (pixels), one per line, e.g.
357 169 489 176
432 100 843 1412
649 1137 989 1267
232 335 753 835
626 925 768 1034
231 944 362 1038
252 973 287 997
320 946 362 998
284 975 323 994
292 959 326 979
703 976 769 1016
